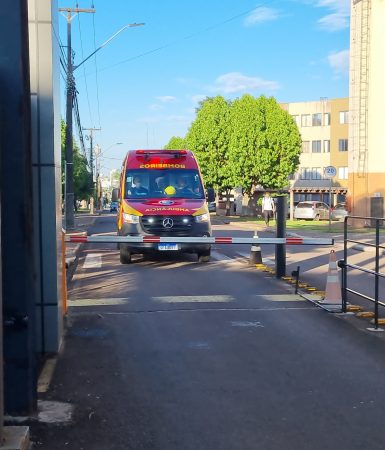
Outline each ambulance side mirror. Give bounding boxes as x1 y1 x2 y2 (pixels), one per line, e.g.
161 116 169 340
111 188 120 202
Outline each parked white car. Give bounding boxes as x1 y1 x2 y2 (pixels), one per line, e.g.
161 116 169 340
294 201 330 221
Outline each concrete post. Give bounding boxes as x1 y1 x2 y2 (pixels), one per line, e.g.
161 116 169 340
0 0 37 414
275 196 287 278
28 0 64 353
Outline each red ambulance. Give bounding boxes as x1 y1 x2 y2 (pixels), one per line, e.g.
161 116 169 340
114 149 212 263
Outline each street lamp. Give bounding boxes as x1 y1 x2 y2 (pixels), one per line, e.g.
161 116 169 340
96 143 124 210
99 142 123 159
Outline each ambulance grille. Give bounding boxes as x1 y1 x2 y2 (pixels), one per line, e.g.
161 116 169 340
141 216 193 235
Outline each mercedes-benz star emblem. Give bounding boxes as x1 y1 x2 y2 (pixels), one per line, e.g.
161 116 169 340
162 218 174 228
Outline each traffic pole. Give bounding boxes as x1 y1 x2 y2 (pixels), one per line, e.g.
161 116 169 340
249 230 263 265
275 195 286 278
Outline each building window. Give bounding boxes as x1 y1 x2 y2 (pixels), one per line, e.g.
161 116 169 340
312 167 322 179
300 168 311 180
301 114 311 127
312 113 322 126
323 140 330 153
312 140 321 153
338 167 348 179
291 115 300 127
339 111 349 124
301 141 310 153
324 113 330 126
339 139 348 151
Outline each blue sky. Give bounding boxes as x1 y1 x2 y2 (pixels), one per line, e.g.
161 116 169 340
58 0 350 174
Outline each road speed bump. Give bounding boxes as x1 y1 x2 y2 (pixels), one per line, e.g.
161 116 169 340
356 311 375 318
313 290 325 296
346 305 363 312
371 318 385 325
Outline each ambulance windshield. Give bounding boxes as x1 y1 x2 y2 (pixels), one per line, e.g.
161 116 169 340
124 169 205 199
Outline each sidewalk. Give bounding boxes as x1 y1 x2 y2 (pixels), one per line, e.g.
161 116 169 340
212 214 383 248
65 213 99 280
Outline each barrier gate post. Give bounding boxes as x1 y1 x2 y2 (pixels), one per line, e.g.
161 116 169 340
275 196 286 278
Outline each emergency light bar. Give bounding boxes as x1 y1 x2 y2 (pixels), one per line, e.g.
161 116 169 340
136 149 187 156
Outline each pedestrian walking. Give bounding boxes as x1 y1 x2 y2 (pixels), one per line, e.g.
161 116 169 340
262 192 275 227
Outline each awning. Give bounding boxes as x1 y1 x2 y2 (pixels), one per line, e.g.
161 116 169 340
290 187 347 194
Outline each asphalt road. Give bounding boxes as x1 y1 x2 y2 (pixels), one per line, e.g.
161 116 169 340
212 221 385 310
32 214 385 449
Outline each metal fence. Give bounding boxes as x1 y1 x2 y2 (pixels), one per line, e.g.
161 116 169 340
340 215 385 329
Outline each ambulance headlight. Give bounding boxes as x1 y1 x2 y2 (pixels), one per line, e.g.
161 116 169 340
195 213 210 223
123 213 140 224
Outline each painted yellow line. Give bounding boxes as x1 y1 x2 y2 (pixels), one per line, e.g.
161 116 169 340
153 295 234 304
38 358 57 393
261 294 306 302
68 298 129 307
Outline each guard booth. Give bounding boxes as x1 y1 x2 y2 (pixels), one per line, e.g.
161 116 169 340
370 196 384 227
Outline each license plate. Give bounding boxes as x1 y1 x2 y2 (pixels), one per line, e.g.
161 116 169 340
158 244 179 251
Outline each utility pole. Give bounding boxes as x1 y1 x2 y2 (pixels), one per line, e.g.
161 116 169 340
94 145 102 210
59 9 143 223
59 7 95 229
83 127 101 214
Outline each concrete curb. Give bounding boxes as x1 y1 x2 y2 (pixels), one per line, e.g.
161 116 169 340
350 243 379 253
0 426 29 450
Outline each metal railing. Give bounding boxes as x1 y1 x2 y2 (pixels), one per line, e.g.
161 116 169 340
340 216 385 329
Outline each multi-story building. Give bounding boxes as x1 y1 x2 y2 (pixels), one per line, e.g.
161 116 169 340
349 0 385 218
281 98 349 210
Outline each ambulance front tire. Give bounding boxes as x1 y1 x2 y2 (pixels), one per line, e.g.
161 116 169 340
120 246 132 264
197 249 211 263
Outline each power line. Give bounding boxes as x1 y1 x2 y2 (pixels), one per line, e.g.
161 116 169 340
92 12 102 130
60 57 68 75
73 92 88 163
77 12 94 127
52 23 68 63
81 0 278 76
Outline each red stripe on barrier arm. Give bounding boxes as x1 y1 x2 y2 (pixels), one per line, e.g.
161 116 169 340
286 238 303 245
143 236 161 243
215 237 233 244
68 236 88 243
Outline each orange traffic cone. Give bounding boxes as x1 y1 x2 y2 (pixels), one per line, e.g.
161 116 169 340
320 250 342 305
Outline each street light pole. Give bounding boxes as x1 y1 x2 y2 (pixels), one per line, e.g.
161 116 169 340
59 5 143 227
83 127 101 214
97 142 123 208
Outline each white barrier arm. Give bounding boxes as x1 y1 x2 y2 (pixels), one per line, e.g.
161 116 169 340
65 235 334 246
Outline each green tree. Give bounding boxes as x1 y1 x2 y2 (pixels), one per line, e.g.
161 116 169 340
228 95 301 195
164 136 186 149
110 169 121 193
185 96 233 199
61 119 93 206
